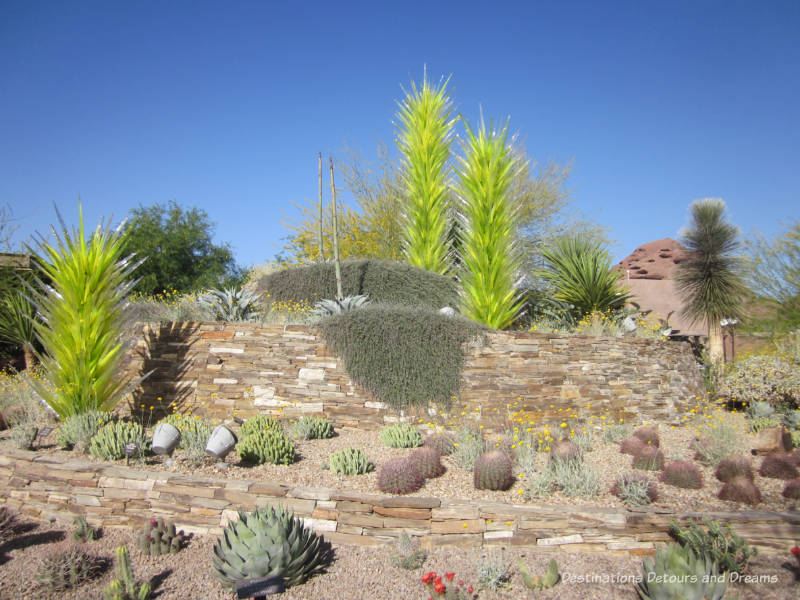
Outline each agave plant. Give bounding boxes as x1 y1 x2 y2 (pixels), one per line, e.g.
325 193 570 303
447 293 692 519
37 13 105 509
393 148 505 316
26 206 141 418
312 294 370 318
212 505 332 589
637 543 727 600
395 73 457 275
455 118 525 330
198 287 261 322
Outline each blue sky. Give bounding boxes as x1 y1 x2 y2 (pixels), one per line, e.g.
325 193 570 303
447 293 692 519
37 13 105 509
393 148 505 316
1 0 798 269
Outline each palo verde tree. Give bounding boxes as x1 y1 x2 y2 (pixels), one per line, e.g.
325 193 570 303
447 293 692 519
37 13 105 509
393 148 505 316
674 198 747 365
395 74 457 275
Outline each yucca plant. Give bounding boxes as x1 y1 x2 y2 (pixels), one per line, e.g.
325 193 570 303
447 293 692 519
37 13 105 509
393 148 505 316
455 119 525 329
537 236 631 319
27 206 141 418
198 286 261 322
0 289 38 369
395 73 457 275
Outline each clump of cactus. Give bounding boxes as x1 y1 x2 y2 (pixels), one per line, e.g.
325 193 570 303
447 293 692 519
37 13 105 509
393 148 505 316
239 414 282 438
670 517 757 574
378 457 425 494
409 446 445 478
550 440 580 464
632 425 660 447
782 479 800 499
236 428 296 465
327 448 374 475
380 422 423 448
423 432 455 456
0 506 16 543
660 460 704 489
714 455 753 482
632 446 665 471
89 421 148 461
137 518 186 556
620 437 647 455
289 416 334 440
611 471 659 506
212 505 332 589
57 411 117 452
72 516 98 542
474 450 514 491
758 454 799 480
636 543 726 600
103 545 151 600
718 475 762 505
519 558 560 590
34 542 104 592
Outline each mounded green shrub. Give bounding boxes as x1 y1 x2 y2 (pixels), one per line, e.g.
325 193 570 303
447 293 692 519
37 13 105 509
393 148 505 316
57 411 117 451
289 416 334 440
236 428 296 465
255 259 459 311
379 422 423 448
89 421 148 461
240 415 282 438
319 304 484 410
328 448 374 475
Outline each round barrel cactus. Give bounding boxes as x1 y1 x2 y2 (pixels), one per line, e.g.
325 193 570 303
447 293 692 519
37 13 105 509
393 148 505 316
409 447 445 478
378 457 425 494
474 450 514 490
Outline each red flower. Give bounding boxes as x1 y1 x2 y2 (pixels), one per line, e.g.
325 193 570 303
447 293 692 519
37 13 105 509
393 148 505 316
421 571 436 584
433 582 446 595
444 572 455 581
458 580 464 586
434 576 442 585
791 546 800 557
468 585 474 593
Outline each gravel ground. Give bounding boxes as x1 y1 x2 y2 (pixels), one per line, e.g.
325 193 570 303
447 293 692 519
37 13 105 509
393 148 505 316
1 518 798 600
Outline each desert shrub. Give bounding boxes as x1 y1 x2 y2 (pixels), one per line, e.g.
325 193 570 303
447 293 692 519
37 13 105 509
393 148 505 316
288 416 334 440
550 440 580 464
611 471 659 506
476 554 511 591
722 353 800 409
782 479 800 499
714 455 754 482
0 369 54 448
750 416 782 433
89 421 148 461
791 430 800 449
380 422 423 448
747 400 776 419
572 428 594 453
34 542 104 592
57 411 117 451
239 414 282 438
378 457 425 494
409 447 445 478
620 437 646 455
236 428 296 465
528 457 600 499
474 450 514 490
127 291 214 322
159 413 211 463
423 432 455 456
632 446 665 471
692 423 742 466
255 259 459 311
661 461 704 489
389 533 427 570
758 454 799 479
452 426 485 470
327 448 374 475
318 304 484 410
602 423 632 444
632 425 659 447
670 517 757 573
718 475 762 505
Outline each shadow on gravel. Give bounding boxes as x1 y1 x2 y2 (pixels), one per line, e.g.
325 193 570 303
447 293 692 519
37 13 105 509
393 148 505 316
0 529 65 565
149 568 173 598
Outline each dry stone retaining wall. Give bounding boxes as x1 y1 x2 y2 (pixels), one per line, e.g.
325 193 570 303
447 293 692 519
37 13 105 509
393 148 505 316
121 323 704 429
1 448 797 554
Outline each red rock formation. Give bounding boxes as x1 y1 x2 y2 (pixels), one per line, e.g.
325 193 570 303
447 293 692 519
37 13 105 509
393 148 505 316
616 238 688 280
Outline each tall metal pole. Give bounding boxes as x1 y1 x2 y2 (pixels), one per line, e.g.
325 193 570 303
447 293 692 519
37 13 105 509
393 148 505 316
329 157 343 300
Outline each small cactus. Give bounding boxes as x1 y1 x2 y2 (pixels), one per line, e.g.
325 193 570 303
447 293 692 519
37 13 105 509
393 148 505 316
289 416 334 440
378 457 425 494
103 545 152 600
474 450 514 491
328 448 374 475
409 447 445 479
34 542 103 592
758 454 799 480
620 437 647 455
632 446 665 471
380 423 423 448
718 475 762 505
714 455 753 482
519 558 560 590
239 415 282 438
137 517 186 556
423 433 455 456
72 516 98 542
782 479 800 499
632 425 660 447
235 428 296 465
660 461 703 489
550 440 580 463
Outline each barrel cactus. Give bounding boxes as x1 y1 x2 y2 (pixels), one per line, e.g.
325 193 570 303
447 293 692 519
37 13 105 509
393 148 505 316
409 446 445 478
328 448 374 475
380 423 423 448
474 450 514 490
137 518 186 556
423 432 455 456
212 505 332 589
637 543 726 600
378 457 425 494
236 428 296 465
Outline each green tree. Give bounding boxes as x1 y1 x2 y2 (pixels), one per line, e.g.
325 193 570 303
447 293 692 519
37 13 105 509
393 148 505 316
674 198 747 364
743 220 800 332
121 201 244 296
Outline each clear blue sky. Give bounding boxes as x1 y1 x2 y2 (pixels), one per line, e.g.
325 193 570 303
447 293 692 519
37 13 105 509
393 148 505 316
1 0 798 269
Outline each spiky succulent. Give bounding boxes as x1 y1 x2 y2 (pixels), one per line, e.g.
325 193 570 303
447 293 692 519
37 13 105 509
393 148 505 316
212 505 332 589
103 545 151 600
660 461 704 489
378 457 425 494
714 455 753 482
289 416 334 440
57 410 117 451
72 516 98 542
423 432 455 456
632 446 665 471
718 475 762 505
198 287 261 322
89 421 148 461
137 518 186 556
34 542 103 592
328 448 374 475
312 295 370 317
632 425 660 447
758 454 799 480
550 440 580 464
239 414 282 438
380 422 423 448
236 428 296 465
474 450 514 490
637 543 727 600
409 446 445 478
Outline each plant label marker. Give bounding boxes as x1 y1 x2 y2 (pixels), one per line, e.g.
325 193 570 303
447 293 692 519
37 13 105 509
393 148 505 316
37 427 53 439
235 576 286 598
